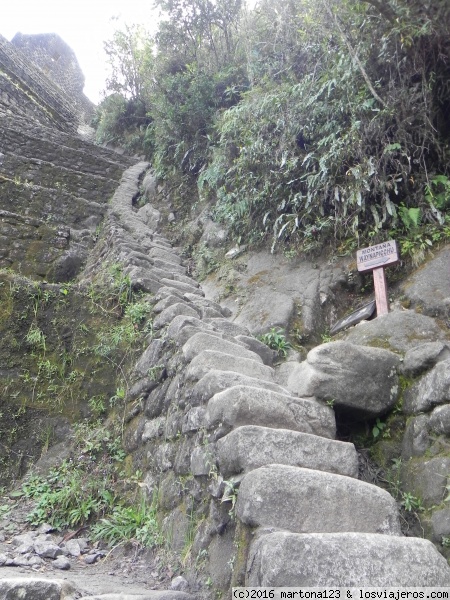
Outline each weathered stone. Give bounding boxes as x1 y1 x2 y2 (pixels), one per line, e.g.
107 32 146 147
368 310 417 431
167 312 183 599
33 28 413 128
154 303 200 330
279 341 400 417
33 540 62 558
186 350 274 382
237 465 400 535
142 417 165 442
185 294 231 317
401 414 430 459
160 278 203 296
429 404 450 435
189 369 291 405
0 578 78 600
204 318 249 337
431 508 450 543
78 593 194 600
133 340 165 378
234 289 295 335
190 446 213 476
403 360 450 414
53 555 71 570
138 203 160 230
125 266 162 294
246 531 450 586
235 335 275 366
11 532 36 547
217 425 358 477
206 386 335 439
149 247 181 265
64 539 81 557
153 294 187 314
182 407 206 433
182 332 262 364
401 456 450 507
128 377 159 401
342 309 445 352
166 314 208 342
170 576 189 592
401 342 450 377
401 245 450 319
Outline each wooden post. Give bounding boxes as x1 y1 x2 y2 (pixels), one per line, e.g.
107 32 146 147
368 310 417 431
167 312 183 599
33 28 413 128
373 266 389 316
356 240 399 318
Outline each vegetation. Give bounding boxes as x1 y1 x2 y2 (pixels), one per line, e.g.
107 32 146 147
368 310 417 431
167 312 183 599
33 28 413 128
93 0 450 261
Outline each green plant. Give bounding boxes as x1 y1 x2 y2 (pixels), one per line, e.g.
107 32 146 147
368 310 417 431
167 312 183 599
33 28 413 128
442 536 450 548
400 492 424 513
25 323 46 351
91 496 162 548
258 328 290 357
372 418 387 439
222 480 238 517
88 395 107 418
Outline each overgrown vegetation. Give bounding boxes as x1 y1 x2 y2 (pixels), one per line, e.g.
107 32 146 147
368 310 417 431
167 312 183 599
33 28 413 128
94 0 450 261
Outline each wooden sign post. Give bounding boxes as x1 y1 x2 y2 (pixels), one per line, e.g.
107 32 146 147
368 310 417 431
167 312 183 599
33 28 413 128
356 240 399 316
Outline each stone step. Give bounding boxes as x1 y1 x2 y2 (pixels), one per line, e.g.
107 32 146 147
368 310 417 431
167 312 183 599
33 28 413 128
206 386 336 439
154 303 201 329
186 351 274 383
236 465 401 535
246 531 450 586
0 179 107 228
189 369 294 405
1 124 129 179
216 425 358 478
160 278 203 296
1 152 119 201
182 332 263 364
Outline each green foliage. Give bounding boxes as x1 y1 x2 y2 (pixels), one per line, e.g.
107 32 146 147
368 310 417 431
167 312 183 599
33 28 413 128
25 323 46 351
91 497 163 548
372 418 387 439
258 327 290 357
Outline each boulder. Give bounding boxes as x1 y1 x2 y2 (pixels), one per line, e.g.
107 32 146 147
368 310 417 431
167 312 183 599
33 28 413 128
0 578 79 600
401 456 450 507
234 289 295 336
401 342 450 377
278 341 400 417
206 386 335 439
154 303 200 330
429 404 450 435
342 310 445 352
401 244 450 318
401 414 430 459
216 425 358 477
236 465 401 535
403 359 450 414
246 531 450 586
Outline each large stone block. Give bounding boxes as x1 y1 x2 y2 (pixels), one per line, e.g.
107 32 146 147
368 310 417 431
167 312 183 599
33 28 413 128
217 425 358 477
236 465 401 535
182 332 262 364
246 531 450 586
189 369 291 405
279 341 400 417
186 351 274 383
0 578 78 600
403 359 450 414
206 386 335 439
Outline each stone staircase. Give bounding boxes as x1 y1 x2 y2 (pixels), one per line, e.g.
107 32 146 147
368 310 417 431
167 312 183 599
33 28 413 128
91 162 450 589
0 115 134 280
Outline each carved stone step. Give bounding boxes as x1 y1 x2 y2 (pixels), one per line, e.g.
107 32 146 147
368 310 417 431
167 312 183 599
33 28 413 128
186 351 274 383
236 465 401 535
206 386 335 439
246 531 450 586
217 425 358 477
182 332 263 364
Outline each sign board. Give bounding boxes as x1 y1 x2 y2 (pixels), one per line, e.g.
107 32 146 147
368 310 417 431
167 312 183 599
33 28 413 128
356 240 399 273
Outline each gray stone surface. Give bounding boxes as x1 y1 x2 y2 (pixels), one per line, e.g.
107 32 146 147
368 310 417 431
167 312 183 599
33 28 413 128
401 414 430 459
206 386 336 439
401 342 450 377
216 425 358 477
401 456 450 507
154 303 200 330
403 359 450 414
182 332 262 364
189 369 291 405
78 594 194 600
160 278 203 296
33 540 62 559
237 465 401 535
0 578 78 600
138 203 160 231
246 531 450 586
186 350 275 382
204 318 250 337
341 309 446 352
234 288 295 336
429 404 450 435
235 335 275 366
401 244 450 318
278 341 400 417
431 508 450 543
